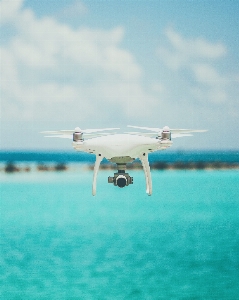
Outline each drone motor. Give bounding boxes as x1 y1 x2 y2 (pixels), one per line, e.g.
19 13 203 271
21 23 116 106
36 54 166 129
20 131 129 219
161 126 171 140
73 131 83 142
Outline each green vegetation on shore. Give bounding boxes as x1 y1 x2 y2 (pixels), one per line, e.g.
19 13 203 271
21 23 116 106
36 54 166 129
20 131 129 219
1 161 239 173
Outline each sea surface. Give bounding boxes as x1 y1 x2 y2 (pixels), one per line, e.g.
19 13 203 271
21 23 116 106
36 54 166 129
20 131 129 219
1 169 239 299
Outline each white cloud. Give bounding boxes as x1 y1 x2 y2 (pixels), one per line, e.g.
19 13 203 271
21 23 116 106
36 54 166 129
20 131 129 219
11 8 141 78
0 0 23 23
61 1 88 17
191 63 225 86
158 28 227 74
0 0 152 128
165 27 226 60
157 27 234 105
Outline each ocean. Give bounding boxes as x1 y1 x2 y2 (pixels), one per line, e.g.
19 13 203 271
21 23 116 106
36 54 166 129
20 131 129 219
1 168 239 299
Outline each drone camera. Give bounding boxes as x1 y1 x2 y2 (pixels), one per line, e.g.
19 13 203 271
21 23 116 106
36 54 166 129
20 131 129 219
108 172 133 188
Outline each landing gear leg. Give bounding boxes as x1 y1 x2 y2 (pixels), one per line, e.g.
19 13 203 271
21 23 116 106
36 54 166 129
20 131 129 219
139 153 152 196
92 154 103 196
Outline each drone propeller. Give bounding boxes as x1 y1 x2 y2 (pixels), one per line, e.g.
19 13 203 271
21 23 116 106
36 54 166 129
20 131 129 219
127 131 192 138
44 135 73 139
41 127 120 135
44 132 118 139
41 127 120 140
127 125 207 135
126 131 194 139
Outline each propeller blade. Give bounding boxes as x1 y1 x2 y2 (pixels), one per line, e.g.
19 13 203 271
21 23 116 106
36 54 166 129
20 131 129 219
127 125 161 132
127 131 195 138
127 126 207 134
44 132 119 139
126 131 157 137
170 129 207 134
83 127 120 133
44 135 72 139
41 130 73 135
84 132 119 138
171 133 193 138
41 127 120 135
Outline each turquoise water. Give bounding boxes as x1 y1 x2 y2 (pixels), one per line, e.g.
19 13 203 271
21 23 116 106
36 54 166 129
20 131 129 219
1 170 239 299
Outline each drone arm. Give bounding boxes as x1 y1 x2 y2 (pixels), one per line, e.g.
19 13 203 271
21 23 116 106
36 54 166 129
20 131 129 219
92 154 103 196
139 153 152 196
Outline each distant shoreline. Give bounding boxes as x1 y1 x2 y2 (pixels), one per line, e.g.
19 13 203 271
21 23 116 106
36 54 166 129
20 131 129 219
1 150 239 173
1 161 239 173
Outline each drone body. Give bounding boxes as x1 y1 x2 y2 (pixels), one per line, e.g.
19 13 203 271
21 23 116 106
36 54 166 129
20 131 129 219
42 126 207 196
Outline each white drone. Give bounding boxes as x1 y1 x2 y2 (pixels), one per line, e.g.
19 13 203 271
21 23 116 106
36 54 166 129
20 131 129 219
42 126 207 196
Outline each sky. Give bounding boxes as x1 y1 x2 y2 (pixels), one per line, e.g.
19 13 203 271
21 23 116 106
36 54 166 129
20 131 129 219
1 0 239 150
